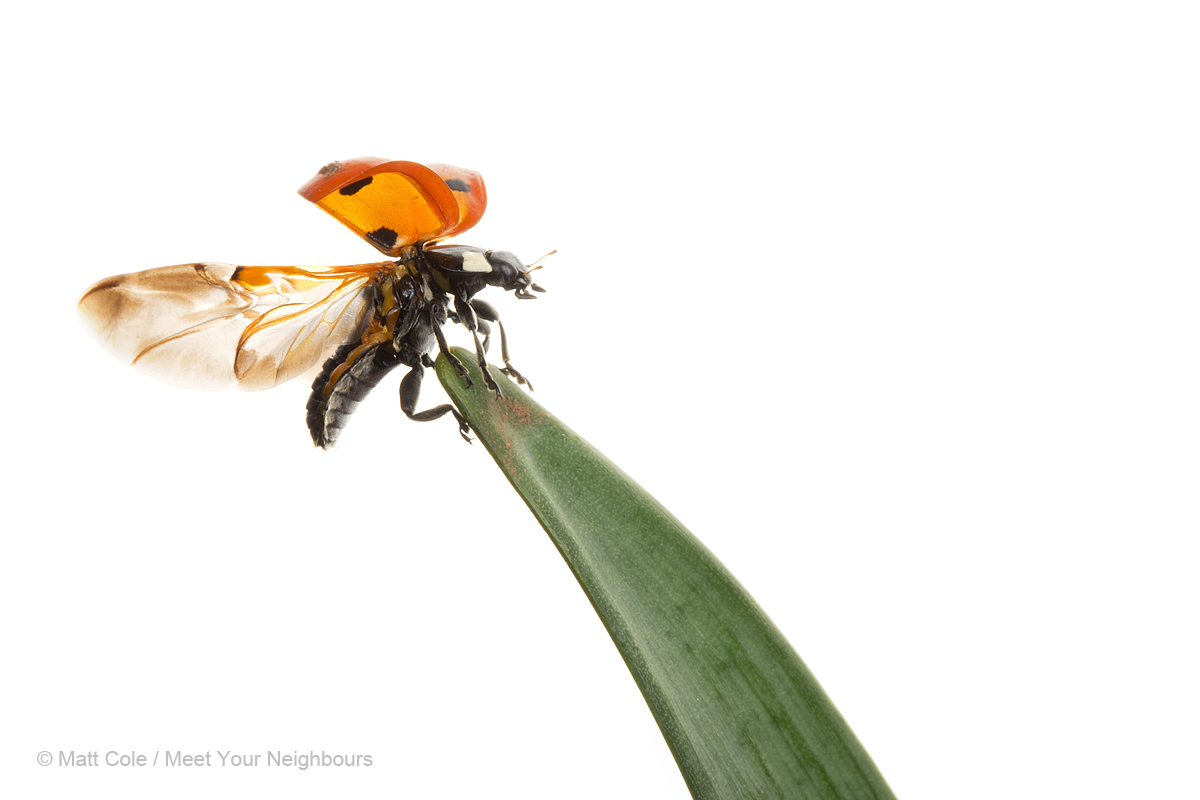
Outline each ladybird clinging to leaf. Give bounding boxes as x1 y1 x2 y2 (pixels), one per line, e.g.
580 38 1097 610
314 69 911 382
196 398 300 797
78 158 545 447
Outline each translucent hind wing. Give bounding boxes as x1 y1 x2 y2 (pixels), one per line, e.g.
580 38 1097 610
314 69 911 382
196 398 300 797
79 262 383 391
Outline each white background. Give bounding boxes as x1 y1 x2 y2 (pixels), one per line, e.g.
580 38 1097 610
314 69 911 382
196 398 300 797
2 1 1197 798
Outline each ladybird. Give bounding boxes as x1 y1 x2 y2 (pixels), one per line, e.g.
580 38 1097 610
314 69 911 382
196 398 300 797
78 158 545 448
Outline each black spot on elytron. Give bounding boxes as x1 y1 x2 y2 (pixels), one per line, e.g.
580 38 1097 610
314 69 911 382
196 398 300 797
445 178 470 192
340 176 373 195
367 227 399 250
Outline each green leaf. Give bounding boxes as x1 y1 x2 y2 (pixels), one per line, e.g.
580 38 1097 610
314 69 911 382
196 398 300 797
436 349 895 800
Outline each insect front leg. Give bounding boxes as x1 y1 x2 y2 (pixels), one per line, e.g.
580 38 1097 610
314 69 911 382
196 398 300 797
399 363 472 443
470 299 533 390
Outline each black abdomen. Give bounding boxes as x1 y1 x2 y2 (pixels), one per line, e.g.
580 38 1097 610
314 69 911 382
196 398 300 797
307 341 403 448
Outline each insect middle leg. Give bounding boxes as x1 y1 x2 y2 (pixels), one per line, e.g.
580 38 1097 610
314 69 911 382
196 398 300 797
450 295 503 397
399 363 472 443
470 299 533 390
429 300 474 388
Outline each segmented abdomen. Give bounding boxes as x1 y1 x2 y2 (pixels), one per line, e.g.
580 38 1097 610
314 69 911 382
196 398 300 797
306 341 403 448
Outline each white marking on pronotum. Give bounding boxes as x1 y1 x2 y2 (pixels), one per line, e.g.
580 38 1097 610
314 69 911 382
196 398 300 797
461 250 492 273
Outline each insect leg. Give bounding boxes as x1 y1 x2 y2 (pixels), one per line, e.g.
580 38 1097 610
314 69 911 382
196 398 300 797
430 300 473 387
470 299 533 390
475 318 493 353
399 363 472 443
452 293 502 396
391 289 421 345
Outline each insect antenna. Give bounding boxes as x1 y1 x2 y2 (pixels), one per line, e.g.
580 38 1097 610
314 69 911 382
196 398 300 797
527 249 557 268
516 249 552 296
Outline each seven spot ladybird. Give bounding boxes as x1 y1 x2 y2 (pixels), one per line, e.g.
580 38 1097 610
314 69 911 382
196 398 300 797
78 158 545 448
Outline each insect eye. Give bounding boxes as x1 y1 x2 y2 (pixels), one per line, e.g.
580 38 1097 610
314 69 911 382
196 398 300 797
485 250 525 286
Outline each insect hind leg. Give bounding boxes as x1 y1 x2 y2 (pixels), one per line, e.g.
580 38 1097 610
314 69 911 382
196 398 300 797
399 363 472 443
